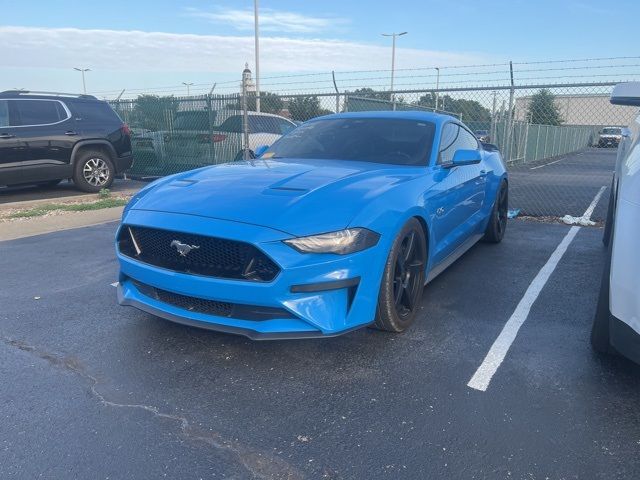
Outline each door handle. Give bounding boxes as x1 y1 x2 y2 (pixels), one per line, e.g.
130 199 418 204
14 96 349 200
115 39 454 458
64 131 78 136
0 133 15 139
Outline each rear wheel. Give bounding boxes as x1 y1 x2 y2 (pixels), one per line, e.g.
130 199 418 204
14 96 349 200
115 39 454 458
374 218 427 333
483 180 508 243
591 212 615 354
72 150 115 193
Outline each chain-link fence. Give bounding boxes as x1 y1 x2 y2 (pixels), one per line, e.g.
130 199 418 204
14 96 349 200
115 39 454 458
110 77 639 222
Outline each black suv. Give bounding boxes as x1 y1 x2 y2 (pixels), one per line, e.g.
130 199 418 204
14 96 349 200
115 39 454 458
0 90 133 192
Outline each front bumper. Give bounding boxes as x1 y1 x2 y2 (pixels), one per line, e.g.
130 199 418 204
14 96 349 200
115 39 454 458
116 209 387 339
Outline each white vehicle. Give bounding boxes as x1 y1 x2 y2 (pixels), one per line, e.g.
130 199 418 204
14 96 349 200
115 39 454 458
591 82 640 364
213 111 297 159
596 126 623 148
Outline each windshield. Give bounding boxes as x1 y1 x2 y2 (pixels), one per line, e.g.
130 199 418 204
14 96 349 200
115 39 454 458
264 117 436 165
602 127 622 135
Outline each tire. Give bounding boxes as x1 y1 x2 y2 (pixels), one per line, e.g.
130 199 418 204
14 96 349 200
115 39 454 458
72 150 115 193
374 218 427 333
482 180 508 243
591 231 614 354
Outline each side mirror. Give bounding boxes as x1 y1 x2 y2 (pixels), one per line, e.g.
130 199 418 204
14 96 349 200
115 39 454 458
451 149 482 166
254 145 270 158
611 82 640 106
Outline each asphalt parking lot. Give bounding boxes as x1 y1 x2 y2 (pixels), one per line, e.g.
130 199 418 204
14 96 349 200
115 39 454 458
2 217 639 478
509 147 615 221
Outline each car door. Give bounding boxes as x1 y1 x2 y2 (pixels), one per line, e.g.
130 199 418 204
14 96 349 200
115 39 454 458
0 99 25 186
9 99 77 184
429 122 487 264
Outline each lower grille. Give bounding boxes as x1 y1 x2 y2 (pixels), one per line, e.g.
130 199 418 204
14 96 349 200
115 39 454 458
118 225 280 282
132 280 295 321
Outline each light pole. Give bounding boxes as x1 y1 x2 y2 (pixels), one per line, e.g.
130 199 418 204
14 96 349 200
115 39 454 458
73 67 90 94
254 0 261 112
381 31 407 109
434 67 440 111
182 82 194 96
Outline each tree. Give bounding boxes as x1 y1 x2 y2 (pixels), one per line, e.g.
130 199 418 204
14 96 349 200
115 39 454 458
415 93 491 128
228 91 284 114
527 89 563 126
132 95 178 131
288 96 332 122
349 88 392 101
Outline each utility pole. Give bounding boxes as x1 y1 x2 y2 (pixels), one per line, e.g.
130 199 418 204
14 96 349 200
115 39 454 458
254 0 261 112
381 31 407 110
182 82 194 96
73 67 90 94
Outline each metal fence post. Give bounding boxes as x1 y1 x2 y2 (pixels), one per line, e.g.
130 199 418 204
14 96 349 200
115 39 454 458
504 62 515 162
206 94 215 163
490 90 497 143
241 69 250 161
332 70 340 113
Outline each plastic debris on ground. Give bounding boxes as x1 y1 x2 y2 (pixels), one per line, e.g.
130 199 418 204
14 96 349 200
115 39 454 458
560 214 595 226
507 209 521 219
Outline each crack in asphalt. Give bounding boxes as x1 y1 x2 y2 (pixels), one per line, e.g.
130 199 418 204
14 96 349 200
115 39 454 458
2 335 304 480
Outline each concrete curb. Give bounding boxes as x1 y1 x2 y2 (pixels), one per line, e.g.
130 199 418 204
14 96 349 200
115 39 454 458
0 207 123 241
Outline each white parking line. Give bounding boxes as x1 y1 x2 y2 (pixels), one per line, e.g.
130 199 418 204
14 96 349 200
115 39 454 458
530 158 564 170
467 226 580 392
582 185 607 221
110 282 119 287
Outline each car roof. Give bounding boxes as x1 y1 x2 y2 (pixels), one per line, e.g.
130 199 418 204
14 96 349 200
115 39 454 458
0 90 99 101
311 110 458 125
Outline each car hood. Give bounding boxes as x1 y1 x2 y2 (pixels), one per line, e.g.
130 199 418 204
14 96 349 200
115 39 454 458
130 159 419 236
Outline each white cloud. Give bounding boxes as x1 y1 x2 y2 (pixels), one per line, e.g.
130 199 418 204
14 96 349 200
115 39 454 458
185 6 348 34
0 26 492 95
1 26 483 72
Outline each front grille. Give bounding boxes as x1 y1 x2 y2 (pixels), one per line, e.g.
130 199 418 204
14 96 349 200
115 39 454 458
118 225 280 282
132 280 295 321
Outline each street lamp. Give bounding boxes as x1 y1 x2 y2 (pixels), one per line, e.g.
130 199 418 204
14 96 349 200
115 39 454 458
182 82 194 96
73 67 91 94
381 31 407 109
434 67 440 111
254 0 261 112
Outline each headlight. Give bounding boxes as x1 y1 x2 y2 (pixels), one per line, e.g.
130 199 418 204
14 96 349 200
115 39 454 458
283 228 380 255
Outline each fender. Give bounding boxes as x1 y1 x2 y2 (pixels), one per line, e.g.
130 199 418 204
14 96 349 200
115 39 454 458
70 139 118 165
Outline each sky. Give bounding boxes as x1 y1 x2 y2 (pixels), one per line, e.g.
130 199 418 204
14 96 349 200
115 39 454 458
2 0 639 98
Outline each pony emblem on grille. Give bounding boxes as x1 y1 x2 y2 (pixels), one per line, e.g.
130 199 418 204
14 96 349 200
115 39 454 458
170 240 200 257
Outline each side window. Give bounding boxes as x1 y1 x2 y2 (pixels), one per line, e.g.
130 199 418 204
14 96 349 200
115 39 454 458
0 101 8 127
438 123 460 164
278 119 296 135
11 100 67 126
249 116 280 134
218 116 242 133
438 123 479 164
457 127 480 150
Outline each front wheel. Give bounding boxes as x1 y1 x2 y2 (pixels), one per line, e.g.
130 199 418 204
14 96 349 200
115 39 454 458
72 150 115 193
374 218 427 333
483 180 508 243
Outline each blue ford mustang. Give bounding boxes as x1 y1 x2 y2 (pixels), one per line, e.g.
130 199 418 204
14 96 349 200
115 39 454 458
116 112 508 339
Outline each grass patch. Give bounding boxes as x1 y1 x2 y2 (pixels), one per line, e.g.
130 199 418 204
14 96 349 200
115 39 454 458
8 198 128 219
